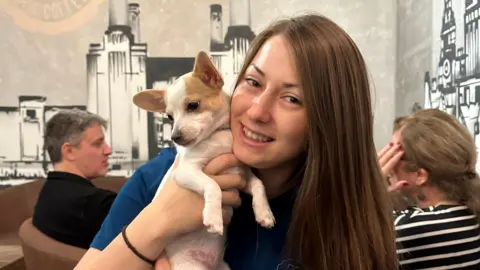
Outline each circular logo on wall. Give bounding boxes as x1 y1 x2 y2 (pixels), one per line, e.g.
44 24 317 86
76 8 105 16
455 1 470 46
443 59 451 78
0 0 105 35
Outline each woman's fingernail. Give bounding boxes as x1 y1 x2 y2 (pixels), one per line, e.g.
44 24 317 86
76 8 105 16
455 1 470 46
389 142 394 147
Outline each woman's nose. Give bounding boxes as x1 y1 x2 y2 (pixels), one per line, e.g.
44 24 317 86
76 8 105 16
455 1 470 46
246 94 272 123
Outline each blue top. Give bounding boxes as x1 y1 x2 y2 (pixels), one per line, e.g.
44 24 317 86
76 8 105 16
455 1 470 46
90 147 297 270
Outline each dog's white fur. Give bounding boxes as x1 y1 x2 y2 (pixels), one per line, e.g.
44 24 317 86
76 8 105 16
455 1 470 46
132 51 275 270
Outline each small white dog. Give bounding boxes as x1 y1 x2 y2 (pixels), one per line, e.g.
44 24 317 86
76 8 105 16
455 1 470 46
132 51 275 270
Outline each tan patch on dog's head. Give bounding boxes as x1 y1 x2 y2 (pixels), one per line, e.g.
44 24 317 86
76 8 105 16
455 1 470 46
184 51 225 113
184 75 224 113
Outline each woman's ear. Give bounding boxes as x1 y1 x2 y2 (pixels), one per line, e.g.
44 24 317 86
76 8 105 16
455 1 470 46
415 168 429 186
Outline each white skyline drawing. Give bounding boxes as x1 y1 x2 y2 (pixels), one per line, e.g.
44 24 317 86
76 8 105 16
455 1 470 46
0 0 255 184
424 0 480 170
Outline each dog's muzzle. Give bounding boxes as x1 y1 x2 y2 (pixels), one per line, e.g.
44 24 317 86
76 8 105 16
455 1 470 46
171 133 195 146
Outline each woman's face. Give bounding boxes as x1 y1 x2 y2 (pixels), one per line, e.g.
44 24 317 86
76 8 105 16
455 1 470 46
231 35 307 169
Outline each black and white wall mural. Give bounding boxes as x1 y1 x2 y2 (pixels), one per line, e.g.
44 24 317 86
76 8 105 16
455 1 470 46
0 0 255 185
424 0 480 170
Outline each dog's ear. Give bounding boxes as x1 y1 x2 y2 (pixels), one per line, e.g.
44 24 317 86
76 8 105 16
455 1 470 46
192 51 224 90
133 89 167 112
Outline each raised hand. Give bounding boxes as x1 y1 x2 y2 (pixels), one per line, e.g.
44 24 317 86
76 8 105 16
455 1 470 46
377 142 406 192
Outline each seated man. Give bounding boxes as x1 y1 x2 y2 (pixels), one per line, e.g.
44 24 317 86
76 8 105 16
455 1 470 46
32 109 117 249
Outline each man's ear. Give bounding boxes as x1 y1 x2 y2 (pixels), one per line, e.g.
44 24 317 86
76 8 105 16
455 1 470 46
415 168 429 186
192 51 224 90
60 142 75 162
133 89 167 112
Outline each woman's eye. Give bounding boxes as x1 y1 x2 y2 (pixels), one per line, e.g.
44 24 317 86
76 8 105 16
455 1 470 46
167 114 174 121
283 96 301 105
245 78 261 88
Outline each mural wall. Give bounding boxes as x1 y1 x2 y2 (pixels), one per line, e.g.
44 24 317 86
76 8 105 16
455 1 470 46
0 0 255 183
423 0 480 170
0 0 398 186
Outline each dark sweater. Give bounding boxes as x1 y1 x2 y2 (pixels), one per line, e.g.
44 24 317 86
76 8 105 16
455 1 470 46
32 171 117 249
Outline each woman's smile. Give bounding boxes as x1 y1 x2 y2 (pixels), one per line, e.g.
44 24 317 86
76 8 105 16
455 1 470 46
240 124 275 148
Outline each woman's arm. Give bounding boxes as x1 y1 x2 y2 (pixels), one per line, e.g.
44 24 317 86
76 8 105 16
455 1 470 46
75 200 172 270
75 153 244 270
76 150 178 269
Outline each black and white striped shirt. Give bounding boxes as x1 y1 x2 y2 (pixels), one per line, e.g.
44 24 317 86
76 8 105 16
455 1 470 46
395 204 480 270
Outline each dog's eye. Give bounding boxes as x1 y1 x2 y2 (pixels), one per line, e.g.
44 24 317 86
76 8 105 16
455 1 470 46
167 114 174 121
187 101 200 112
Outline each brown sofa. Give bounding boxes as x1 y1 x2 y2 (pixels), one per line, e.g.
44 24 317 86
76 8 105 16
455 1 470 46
0 180 45 246
0 176 127 270
0 176 127 245
18 218 86 270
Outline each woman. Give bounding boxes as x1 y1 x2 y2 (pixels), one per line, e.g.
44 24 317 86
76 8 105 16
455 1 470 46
379 108 480 269
75 13 397 270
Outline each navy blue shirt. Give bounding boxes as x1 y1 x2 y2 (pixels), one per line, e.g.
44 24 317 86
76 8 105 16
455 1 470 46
225 187 296 270
90 147 296 269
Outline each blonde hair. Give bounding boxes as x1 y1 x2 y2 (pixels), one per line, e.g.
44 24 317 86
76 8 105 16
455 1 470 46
393 116 407 132
400 109 480 219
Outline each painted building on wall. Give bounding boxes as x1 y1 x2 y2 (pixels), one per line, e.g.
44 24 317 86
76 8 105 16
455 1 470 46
0 0 255 182
209 1 255 93
0 97 85 180
86 0 256 170
86 0 149 171
424 0 480 169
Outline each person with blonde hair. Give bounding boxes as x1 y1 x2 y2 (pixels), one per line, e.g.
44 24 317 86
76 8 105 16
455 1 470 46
379 108 480 269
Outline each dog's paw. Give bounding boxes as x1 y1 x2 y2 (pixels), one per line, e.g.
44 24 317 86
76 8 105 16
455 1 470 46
203 207 224 235
253 200 276 229
255 209 276 229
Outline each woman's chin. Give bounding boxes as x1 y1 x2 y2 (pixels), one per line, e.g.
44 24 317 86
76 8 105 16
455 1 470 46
234 150 273 169
233 147 259 166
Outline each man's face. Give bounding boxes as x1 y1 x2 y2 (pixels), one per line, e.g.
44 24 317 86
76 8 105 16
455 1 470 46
70 124 112 179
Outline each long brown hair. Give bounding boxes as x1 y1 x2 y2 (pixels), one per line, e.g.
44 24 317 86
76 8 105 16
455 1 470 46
234 14 397 270
400 109 480 221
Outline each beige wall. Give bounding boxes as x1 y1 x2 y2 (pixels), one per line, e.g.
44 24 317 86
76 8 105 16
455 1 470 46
0 0 397 181
396 0 433 117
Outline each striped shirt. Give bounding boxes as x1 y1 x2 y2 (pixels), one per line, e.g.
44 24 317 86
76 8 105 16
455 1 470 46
395 204 480 270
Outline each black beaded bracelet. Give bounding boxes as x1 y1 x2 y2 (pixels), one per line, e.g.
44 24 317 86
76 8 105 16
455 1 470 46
121 225 156 266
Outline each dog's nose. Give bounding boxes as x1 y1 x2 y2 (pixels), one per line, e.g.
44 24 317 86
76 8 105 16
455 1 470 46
171 133 194 146
171 133 183 144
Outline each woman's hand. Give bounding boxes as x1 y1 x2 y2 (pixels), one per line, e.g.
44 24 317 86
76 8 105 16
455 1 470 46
378 142 405 192
154 253 171 270
150 153 246 241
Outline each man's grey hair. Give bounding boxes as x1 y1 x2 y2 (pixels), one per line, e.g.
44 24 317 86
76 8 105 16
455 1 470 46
44 109 107 164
